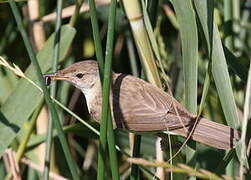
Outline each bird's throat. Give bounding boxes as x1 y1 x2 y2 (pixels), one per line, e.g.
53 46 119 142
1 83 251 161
81 81 102 113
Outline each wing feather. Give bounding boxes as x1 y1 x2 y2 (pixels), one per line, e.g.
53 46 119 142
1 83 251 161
111 74 193 131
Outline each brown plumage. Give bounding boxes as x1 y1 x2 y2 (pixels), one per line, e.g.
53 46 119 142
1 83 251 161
44 60 240 150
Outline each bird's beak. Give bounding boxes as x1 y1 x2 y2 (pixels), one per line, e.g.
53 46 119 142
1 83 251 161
43 72 70 85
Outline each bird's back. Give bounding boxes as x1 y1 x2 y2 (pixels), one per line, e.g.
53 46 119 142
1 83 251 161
110 73 194 132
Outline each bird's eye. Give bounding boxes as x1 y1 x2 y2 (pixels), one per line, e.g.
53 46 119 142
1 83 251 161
76 73 84 79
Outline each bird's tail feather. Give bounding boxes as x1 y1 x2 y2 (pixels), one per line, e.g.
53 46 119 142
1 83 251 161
169 118 240 150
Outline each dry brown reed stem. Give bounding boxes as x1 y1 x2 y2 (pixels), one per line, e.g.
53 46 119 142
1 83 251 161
3 149 21 180
27 0 45 51
247 139 251 156
41 0 110 23
122 0 162 88
122 0 164 178
163 4 179 30
82 141 96 171
155 137 165 179
128 133 134 155
36 107 49 165
21 157 68 180
127 157 232 180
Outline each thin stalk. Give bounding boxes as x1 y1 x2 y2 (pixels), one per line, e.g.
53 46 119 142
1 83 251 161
43 0 63 179
224 0 235 177
71 139 86 158
167 135 173 180
107 112 120 180
8 1 79 179
236 0 251 52
198 71 210 116
232 0 240 50
88 0 104 74
90 0 118 178
88 0 106 177
130 135 141 180
224 0 233 50
17 102 43 162
239 61 251 179
57 58 74 122
126 31 139 77
127 158 223 180
216 149 235 175
69 0 84 27
89 0 118 178
97 0 119 179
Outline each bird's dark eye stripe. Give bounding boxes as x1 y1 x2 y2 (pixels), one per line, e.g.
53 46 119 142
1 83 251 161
76 73 84 79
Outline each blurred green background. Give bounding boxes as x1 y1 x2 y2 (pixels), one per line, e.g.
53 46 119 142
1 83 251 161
0 0 251 179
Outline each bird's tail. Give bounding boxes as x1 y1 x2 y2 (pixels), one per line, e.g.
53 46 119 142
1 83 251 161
169 117 240 150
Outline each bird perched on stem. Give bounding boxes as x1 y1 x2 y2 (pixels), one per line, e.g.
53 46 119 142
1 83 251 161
44 60 240 150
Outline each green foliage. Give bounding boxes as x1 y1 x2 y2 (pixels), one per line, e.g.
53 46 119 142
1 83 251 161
0 0 250 179
0 25 76 157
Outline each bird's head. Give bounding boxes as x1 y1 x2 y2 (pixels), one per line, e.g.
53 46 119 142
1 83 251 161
44 60 100 91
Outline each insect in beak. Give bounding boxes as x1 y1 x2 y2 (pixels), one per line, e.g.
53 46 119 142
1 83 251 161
43 72 69 85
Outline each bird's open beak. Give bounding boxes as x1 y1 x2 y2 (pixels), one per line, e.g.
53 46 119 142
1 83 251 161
43 72 70 85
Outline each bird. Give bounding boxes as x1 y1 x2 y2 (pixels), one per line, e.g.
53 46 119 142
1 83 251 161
44 60 240 150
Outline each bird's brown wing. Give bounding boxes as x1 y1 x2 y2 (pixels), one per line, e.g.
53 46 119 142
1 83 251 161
111 74 193 132
111 74 241 150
